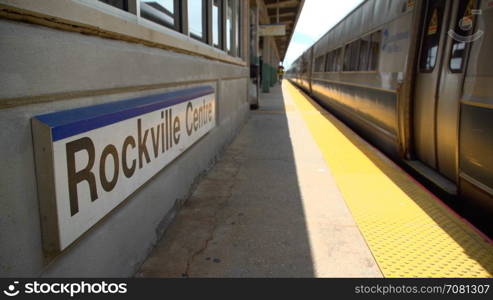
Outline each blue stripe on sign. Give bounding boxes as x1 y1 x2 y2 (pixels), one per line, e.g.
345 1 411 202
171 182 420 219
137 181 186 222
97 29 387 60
35 86 214 141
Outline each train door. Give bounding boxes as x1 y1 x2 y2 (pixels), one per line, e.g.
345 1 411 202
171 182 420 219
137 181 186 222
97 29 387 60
413 0 475 183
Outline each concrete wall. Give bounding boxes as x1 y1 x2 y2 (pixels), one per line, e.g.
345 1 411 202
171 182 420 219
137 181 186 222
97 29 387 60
0 19 249 277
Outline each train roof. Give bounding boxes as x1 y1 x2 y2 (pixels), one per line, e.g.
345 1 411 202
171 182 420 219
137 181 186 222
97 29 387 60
290 0 411 67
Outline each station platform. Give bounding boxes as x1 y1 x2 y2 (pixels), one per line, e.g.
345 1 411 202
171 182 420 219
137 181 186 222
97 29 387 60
137 81 493 278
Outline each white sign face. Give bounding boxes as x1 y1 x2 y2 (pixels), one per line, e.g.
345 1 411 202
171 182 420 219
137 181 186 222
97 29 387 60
32 86 215 252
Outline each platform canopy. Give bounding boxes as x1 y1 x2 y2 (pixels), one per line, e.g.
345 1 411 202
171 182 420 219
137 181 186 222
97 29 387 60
263 0 304 61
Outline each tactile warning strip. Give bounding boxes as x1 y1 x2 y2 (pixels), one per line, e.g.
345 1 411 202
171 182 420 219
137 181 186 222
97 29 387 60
285 82 493 278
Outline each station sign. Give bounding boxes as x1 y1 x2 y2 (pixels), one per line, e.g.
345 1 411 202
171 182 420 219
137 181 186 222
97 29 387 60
259 24 286 36
32 86 216 253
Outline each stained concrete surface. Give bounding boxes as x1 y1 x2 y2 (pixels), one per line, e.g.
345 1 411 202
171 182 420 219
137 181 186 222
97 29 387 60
137 83 382 278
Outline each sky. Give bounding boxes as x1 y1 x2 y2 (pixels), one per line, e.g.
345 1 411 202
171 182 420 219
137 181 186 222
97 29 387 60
283 0 365 68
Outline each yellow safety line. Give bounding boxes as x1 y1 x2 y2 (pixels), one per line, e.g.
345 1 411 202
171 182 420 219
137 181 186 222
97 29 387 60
284 81 493 278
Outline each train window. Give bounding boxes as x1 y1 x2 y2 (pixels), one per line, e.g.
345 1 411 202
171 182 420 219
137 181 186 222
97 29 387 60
213 0 223 48
450 42 466 71
188 0 207 41
344 40 360 71
343 45 350 71
325 51 333 72
419 0 446 72
368 31 381 71
315 55 325 72
449 0 479 72
351 41 361 71
359 35 371 71
334 48 342 72
140 0 179 30
99 0 128 11
325 49 341 72
301 59 308 73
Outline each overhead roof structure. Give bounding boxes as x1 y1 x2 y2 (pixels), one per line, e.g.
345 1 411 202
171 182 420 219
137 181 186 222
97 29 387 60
263 0 304 61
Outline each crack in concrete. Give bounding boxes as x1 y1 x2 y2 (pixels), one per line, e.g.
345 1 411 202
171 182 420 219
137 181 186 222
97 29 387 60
182 152 244 277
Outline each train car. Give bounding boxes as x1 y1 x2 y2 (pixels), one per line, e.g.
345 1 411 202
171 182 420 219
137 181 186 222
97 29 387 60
287 0 493 221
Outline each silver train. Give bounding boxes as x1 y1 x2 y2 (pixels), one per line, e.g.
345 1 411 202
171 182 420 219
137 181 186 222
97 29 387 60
287 0 493 221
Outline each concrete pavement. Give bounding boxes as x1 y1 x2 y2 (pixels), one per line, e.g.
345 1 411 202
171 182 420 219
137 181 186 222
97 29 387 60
136 82 382 278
